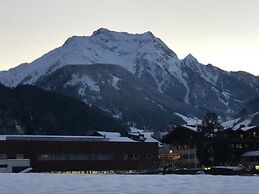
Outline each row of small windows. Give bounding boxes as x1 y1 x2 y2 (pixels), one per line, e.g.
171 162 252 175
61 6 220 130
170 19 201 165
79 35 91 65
123 153 153 160
231 144 259 149
0 154 24 159
180 153 196 159
38 154 114 161
240 132 257 139
1 153 153 161
176 144 195 150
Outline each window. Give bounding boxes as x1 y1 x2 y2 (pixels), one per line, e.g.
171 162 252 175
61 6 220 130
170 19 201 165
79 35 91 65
16 154 24 159
189 153 195 159
183 145 188 149
0 164 7 168
244 144 250 149
123 154 128 160
236 144 243 149
240 134 243 139
129 153 139 160
144 154 152 160
177 145 182 150
0 154 7 159
253 131 257 138
183 154 189 159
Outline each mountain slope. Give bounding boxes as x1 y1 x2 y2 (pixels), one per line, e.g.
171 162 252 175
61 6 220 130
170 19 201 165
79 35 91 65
1 28 259 128
35 64 202 129
236 97 259 126
0 84 126 135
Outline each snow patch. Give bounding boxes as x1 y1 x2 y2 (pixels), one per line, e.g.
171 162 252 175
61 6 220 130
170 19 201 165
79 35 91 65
110 75 121 90
175 113 202 125
65 74 100 92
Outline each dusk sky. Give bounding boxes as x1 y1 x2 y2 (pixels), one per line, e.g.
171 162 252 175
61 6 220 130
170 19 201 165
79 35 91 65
1 0 259 75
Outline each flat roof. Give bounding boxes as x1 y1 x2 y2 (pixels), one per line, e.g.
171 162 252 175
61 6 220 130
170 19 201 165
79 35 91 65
0 135 109 142
0 134 138 143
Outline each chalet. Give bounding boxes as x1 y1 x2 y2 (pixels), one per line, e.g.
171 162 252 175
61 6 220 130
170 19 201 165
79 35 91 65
0 133 159 173
223 126 259 164
161 124 259 168
160 125 199 168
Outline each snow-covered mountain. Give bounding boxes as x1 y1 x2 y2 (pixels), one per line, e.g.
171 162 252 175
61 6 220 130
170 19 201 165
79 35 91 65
1 28 259 128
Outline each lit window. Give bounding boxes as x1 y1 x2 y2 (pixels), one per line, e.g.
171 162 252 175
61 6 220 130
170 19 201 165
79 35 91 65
169 150 173 154
255 165 259 170
237 144 243 149
240 134 243 139
253 131 256 138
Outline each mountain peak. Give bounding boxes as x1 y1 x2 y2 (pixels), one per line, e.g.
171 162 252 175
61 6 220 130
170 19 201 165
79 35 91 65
184 54 198 62
92 28 111 36
63 35 87 46
141 31 155 38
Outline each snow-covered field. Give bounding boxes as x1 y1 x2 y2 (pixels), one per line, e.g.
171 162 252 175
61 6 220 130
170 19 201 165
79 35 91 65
0 174 258 194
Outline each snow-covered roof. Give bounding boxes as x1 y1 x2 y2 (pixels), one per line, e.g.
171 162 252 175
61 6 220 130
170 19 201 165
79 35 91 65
0 135 106 142
129 127 163 147
97 131 136 142
221 117 257 131
174 113 202 126
129 128 158 142
221 118 240 130
242 151 259 157
181 124 198 132
240 126 257 131
232 119 252 130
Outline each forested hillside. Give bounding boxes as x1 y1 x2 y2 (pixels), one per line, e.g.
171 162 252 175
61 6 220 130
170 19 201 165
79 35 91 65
0 84 127 135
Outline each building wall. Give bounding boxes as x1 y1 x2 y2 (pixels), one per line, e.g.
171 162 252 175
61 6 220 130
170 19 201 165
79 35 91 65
0 140 159 172
171 144 199 168
225 128 259 164
0 159 30 173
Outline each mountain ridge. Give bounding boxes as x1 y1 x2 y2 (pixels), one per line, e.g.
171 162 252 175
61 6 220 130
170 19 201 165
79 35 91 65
1 28 259 128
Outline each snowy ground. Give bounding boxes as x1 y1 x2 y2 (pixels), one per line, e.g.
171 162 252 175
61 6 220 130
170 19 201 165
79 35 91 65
0 174 259 194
